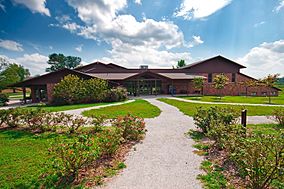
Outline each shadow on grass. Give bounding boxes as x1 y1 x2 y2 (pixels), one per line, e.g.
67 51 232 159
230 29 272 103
0 130 59 140
186 129 205 142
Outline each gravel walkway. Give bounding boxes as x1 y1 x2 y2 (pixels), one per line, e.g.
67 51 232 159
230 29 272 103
62 100 135 115
100 98 203 189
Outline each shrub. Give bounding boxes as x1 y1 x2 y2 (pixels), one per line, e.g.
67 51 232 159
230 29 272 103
112 114 146 141
53 75 108 105
0 108 23 127
193 106 239 133
103 87 127 102
57 113 88 134
48 134 101 182
96 128 122 156
231 132 284 189
0 93 9 106
269 109 284 126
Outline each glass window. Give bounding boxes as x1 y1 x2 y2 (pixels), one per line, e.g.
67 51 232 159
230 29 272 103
232 73 236 82
208 73 212 83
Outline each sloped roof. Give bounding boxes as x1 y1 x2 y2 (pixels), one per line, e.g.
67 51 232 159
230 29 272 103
180 55 246 69
157 73 205 80
88 73 138 80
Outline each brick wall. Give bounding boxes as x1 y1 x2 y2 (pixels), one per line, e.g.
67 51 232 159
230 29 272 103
46 83 55 103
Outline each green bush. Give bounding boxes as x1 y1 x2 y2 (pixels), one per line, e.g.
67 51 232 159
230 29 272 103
193 106 239 133
96 128 122 156
53 75 108 105
269 109 284 126
103 87 127 102
112 114 146 141
231 132 284 189
0 93 9 106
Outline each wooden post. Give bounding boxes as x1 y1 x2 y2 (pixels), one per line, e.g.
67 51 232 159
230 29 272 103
22 87 26 104
241 109 247 128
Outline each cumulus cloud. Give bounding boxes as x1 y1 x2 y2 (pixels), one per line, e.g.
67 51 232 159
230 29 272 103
75 44 83 52
254 21 266 28
0 39 23 52
186 35 204 48
134 0 142 5
174 0 231 20
274 0 284 13
12 0 50 16
0 0 5 11
238 40 284 78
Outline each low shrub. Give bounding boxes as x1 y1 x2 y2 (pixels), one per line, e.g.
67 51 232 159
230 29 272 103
231 132 284 189
269 109 284 126
0 93 9 106
193 106 239 133
103 87 127 102
112 114 146 141
96 128 122 156
0 108 23 128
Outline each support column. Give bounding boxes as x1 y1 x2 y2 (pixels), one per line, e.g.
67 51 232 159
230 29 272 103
155 79 157 96
22 87 26 104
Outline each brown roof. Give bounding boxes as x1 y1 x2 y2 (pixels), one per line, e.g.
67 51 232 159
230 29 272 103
87 73 138 80
157 73 205 80
180 55 246 69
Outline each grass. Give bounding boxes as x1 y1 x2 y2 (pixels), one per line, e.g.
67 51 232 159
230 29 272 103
24 101 119 112
5 92 30 100
0 130 56 188
82 99 161 118
158 98 284 116
247 123 283 135
178 86 284 105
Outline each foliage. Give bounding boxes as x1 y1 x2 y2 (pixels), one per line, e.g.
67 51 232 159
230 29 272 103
48 134 101 182
53 74 108 105
193 77 204 94
0 93 9 106
259 74 280 104
0 63 30 91
112 114 146 141
96 128 122 156
231 132 284 189
240 79 259 96
269 109 284 126
176 59 186 68
213 74 229 98
46 53 81 72
193 106 239 133
104 87 128 102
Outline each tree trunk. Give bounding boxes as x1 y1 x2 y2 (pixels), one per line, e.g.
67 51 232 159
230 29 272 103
13 88 16 93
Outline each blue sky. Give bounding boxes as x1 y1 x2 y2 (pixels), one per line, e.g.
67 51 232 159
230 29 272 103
0 0 284 78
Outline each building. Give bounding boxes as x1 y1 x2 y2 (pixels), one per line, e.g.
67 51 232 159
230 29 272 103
12 55 280 103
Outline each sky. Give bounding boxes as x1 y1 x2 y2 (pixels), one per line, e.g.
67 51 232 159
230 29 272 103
0 0 284 78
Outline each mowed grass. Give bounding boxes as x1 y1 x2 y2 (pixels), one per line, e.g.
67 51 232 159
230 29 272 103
179 86 284 105
24 101 118 112
0 130 56 188
158 98 284 116
248 123 284 135
82 99 161 118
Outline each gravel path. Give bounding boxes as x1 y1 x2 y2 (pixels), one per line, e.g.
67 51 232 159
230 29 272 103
100 98 203 189
62 100 135 115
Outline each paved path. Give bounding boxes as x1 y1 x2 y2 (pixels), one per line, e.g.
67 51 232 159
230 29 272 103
169 97 284 107
100 98 203 189
62 100 135 115
169 97 277 124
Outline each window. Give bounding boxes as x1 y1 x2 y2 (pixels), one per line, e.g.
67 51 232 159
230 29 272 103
208 73 212 83
232 73 236 82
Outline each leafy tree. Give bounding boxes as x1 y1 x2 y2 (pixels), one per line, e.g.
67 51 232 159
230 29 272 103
259 74 280 104
0 63 30 92
46 53 81 72
213 74 229 99
176 59 186 68
241 79 258 97
0 57 9 71
193 77 204 95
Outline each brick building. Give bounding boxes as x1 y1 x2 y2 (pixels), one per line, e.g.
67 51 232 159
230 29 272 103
12 55 280 103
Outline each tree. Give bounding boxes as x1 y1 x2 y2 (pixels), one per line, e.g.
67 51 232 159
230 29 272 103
193 77 204 95
0 63 30 92
176 59 186 68
259 74 280 104
46 53 81 72
213 74 229 99
241 80 258 97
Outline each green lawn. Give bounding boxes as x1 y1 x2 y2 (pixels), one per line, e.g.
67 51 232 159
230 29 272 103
7 92 30 100
0 130 56 188
24 101 119 112
158 98 284 116
178 86 284 105
248 123 283 135
82 99 161 118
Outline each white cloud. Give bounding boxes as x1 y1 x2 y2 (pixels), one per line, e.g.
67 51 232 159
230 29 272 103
174 0 231 20
101 39 192 68
0 39 24 52
75 44 83 52
12 0 50 16
62 22 82 32
186 35 204 48
254 21 266 28
134 0 142 5
274 0 284 13
0 0 5 11
238 40 284 78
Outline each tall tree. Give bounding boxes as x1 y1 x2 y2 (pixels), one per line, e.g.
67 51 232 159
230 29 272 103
241 80 258 97
259 74 280 104
177 59 186 68
0 63 30 92
193 77 204 95
46 53 81 72
213 74 229 99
